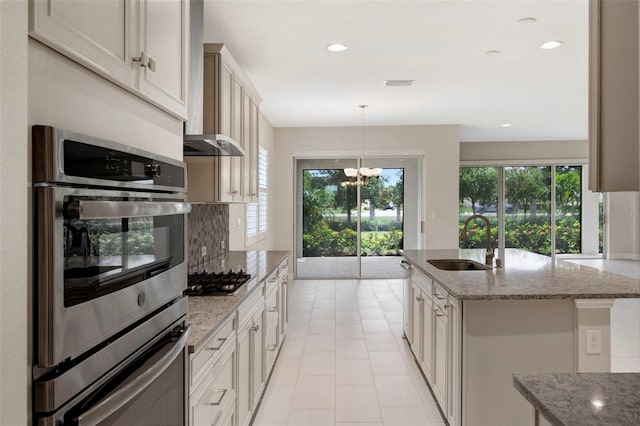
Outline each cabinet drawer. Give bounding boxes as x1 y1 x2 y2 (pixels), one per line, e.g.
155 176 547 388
191 317 235 389
238 284 264 328
191 345 236 426
264 322 278 374
432 282 449 312
264 271 278 295
265 287 279 329
412 268 432 294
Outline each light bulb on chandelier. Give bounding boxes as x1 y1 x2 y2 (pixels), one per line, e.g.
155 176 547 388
343 105 382 186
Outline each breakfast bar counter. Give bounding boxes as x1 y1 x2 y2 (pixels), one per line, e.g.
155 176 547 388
513 372 640 426
401 249 640 426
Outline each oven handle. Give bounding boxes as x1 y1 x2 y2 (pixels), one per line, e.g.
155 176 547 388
66 200 191 220
76 325 191 426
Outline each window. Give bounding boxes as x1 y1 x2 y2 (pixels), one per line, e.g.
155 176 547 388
247 147 268 244
459 164 600 256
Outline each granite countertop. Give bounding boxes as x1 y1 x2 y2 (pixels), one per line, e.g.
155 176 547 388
401 249 640 300
513 372 640 426
187 250 289 354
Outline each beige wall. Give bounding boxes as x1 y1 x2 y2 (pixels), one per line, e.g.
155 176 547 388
1 1 29 424
460 139 589 163
229 111 276 251
272 125 460 260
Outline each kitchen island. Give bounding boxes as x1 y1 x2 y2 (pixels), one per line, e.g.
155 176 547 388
401 249 640 426
513 372 640 426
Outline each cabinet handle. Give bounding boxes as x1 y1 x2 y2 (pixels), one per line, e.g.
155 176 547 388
415 296 422 302
250 193 256 197
251 324 260 332
207 388 227 406
434 293 446 300
267 306 277 312
433 308 446 317
266 344 277 352
147 56 157 72
205 338 227 351
400 260 412 271
132 51 156 71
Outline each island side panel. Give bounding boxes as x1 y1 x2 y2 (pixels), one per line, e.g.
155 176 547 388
462 299 575 426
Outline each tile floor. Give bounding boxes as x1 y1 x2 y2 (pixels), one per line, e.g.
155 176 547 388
253 279 446 426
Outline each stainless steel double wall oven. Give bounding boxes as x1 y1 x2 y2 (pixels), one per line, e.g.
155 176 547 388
32 126 191 425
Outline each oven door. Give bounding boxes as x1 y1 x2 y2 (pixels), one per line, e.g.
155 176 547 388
35 186 191 368
36 322 191 426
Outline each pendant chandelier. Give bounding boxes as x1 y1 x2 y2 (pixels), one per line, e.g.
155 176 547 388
342 105 382 186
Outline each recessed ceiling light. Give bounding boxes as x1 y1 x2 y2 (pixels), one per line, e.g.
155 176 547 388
327 43 348 52
501 123 512 128
485 50 501 55
540 40 563 50
518 17 537 23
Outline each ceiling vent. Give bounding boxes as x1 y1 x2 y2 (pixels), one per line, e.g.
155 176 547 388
384 79 415 87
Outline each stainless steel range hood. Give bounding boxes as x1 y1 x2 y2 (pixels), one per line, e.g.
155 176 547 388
183 0 243 157
183 134 245 156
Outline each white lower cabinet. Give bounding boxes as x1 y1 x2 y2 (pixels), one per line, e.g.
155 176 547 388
432 303 448 409
404 260 461 426
190 318 236 426
447 296 460 426
189 256 290 426
236 287 264 426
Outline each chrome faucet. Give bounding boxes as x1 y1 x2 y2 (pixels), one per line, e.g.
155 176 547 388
461 214 494 266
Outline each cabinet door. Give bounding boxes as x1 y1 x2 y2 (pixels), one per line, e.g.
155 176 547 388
236 323 251 426
242 89 252 201
410 283 422 359
588 0 639 191
29 0 137 90
403 273 412 342
248 98 260 203
137 0 188 119
422 294 434 381
251 306 265 406
230 76 244 201
279 274 288 342
447 297 460 426
433 308 448 409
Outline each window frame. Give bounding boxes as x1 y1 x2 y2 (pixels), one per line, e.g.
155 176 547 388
246 146 268 246
459 161 601 258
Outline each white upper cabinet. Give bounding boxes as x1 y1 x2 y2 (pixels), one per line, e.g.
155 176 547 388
29 0 188 120
137 0 189 119
187 43 261 204
588 0 639 192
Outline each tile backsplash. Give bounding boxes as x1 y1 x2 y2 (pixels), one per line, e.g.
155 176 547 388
187 204 229 273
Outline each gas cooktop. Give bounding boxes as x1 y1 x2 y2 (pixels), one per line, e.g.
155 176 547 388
185 270 252 296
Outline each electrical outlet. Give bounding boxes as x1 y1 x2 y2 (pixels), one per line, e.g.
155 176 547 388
586 329 602 354
201 246 207 257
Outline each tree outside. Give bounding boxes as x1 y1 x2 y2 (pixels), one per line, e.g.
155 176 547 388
459 166 583 255
303 168 404 257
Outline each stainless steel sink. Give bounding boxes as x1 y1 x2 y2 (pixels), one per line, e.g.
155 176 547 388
427 259 490 271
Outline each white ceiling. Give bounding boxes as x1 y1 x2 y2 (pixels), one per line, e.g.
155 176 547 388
204 1 588 142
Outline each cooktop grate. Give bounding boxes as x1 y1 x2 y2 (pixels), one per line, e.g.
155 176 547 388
185 270 251 296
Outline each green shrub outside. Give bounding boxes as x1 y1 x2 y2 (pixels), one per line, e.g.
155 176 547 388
303 220 402 257
459 216 581 255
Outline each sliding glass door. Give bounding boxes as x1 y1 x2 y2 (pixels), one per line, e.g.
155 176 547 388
296 158 416 279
